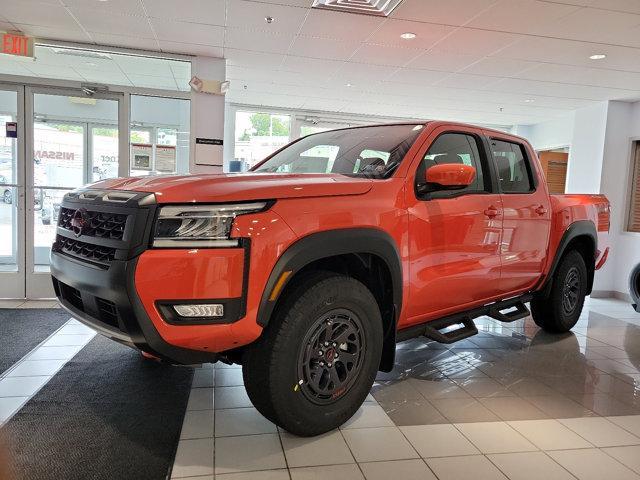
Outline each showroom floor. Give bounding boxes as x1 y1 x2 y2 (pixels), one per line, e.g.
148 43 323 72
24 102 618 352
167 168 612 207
2 297 640 480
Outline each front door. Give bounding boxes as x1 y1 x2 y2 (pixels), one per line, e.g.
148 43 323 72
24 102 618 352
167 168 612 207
26 87 121 298
404 127 503 326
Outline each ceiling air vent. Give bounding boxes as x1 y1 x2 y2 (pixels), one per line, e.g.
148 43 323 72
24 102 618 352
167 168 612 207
312 0 405 17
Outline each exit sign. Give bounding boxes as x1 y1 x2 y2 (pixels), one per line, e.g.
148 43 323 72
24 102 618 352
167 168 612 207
1 32 34 58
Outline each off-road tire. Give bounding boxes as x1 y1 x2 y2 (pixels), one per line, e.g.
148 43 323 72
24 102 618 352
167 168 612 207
531 250 587 333
242 271 383 436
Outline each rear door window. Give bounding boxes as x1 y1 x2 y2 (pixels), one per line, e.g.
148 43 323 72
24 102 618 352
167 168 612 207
490 139 534 193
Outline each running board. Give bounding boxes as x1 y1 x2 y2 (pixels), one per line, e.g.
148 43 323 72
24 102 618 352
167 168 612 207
488 299 530 323
396 293 534 344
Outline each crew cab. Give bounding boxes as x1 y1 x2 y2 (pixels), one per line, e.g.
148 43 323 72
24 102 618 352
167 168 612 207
50 121 610 436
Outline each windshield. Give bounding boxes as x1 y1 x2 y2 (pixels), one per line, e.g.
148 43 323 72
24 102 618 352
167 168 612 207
252 124 424 179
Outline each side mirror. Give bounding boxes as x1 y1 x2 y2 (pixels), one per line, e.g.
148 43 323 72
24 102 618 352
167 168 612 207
424 163 476 191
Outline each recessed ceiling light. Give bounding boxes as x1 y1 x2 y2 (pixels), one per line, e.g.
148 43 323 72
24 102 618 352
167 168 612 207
524 99 535 103
312 0 405 17
589 54 606 60
346 83 353 87
400 32 416 40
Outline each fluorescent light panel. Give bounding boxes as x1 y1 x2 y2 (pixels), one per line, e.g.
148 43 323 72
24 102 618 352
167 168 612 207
312 0 405 16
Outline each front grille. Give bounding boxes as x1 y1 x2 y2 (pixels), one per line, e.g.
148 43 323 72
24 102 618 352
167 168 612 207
54 235 116 267
58 207 128 240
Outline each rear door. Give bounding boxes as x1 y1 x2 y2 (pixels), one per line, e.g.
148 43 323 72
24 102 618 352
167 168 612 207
404 126 503 325
485 133 551 294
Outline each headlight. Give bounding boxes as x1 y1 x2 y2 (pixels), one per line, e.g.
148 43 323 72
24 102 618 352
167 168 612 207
153 202 267 248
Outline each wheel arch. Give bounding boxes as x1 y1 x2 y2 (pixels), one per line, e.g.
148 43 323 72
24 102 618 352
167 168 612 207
543 220 597 295
256 228 402 372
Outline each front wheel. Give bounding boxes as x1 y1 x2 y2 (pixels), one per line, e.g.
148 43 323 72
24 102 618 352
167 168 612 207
531 250 588 333
242 272 383 436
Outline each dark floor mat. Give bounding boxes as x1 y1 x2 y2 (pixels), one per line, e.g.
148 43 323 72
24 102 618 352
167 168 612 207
0 308 70 374
4 335 193 480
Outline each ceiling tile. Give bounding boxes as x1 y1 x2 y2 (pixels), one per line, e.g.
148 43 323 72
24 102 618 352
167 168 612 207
391 0 499 25
407 51 481 72
90 33 159 51
1 1 78 29
127 73 178 89
70 8 155 37
431 28 521 56
434 72 498 89
330 62 396 84
514 63 640 91
144 0 225 24
150 19 224 46
114 55 174 76
485 77 639 101
281 55 343 78
225 28 295 54
365 19 455 49
349 43 423 66
300 8 384 41
63 0 146 17
387 68 450 85
582 0 640 14
226 48 285 69
12 23 92 43
468 0 580 35
460 57 539 77
159 41 223 58
288 35 359 60
226 0 308 35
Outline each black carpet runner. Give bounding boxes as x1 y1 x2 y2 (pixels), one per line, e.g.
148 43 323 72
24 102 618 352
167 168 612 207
4 335 193 480
0 308 70 375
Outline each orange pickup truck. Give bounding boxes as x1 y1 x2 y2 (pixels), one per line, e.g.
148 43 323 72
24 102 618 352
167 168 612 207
51 121 610 436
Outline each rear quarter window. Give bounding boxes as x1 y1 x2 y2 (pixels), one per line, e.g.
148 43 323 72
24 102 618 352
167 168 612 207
490 139 534 193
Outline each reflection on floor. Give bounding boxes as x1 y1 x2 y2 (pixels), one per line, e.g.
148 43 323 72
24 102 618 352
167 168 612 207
172 297 640 480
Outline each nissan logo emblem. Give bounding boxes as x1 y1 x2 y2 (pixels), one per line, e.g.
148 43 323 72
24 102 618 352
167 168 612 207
70 208 89 237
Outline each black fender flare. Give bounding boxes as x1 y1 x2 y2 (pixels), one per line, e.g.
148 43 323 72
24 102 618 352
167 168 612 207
541 220 597 294
256 228 403 330
630 263 640 312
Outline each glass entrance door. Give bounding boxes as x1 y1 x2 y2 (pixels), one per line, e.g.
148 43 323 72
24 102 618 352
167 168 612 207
0 86 25 298
26 87 121 298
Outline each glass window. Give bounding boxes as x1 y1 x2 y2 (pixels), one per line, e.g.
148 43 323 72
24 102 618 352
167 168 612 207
234 112 291 171
491 139 533 193
0 91 18 271
417 133 485 192
91 126 118 182
253 124 423 178
129 96 190 176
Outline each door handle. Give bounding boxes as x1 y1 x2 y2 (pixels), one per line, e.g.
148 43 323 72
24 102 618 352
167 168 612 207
535 205 548 216
484 206 499 218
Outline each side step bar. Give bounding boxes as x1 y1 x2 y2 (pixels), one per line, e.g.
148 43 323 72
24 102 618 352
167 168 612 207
396 293 533 344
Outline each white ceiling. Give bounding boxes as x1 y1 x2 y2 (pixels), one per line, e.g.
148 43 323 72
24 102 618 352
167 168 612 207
3 0 640 125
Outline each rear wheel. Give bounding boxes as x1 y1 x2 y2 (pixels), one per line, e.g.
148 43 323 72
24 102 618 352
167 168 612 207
531 250 587 333
242 272 383 436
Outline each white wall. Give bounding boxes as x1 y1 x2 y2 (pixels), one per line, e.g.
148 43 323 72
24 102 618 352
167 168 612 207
595 101 640 295
513 114 575 151
566 102 609 194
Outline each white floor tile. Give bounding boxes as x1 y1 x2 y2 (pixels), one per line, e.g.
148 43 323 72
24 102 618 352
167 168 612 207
400 424 480 458
487 452 575 480
179 410 215 439
6 359 67 377
454 422 537 454
342 403 395 429
0 396 28 423
0 376 51 397
549 448 640 480
186 388 214 411
215 434 286 474
215 407 277 437
559 417 640 447
290 464 364 480
342 426 418 462
217 471 289 480
280 430 355 467
360 459 437 480
26 345 82 361
427 455 508 480
171 438 215 478
508 419 594 450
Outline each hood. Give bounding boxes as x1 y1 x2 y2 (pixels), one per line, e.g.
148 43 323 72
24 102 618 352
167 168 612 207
88 172 374 203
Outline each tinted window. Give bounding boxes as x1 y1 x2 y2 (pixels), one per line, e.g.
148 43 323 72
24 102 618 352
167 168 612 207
253 124 424 178
491 140 533 193
416 133 485 193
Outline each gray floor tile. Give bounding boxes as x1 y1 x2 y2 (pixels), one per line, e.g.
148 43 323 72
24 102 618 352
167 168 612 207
215 368 244 387
342 426 418 462
359 459 437 480
192 368 215 388
407 378 472 400
281 430 354 467
400 424 479 458
214 386 253 409
427 455 508 480
454 422 537 454
549 448 640 480
180 410 215 439
379 398 449 426
371 380 423 403
171 438 214 478
607 415 640 437
290 464 364 480
455 377 517 398
215 434 286 474
559 417 640 447
479 396 550 421
523 395 596 418
431 397 501 423
216 471 289 480
603 445 640 475
487 451 576 480
341 403 394 429
507 419 593 450
187 388 214 411
215 407 276 437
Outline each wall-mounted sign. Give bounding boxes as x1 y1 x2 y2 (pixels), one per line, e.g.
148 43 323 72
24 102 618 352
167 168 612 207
195 138 223 167
156 145 176 172
1 32 34 58
5 121 17 138
131 143 152 170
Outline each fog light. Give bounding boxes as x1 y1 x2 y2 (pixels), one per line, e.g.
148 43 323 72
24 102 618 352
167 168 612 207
173 304 224 318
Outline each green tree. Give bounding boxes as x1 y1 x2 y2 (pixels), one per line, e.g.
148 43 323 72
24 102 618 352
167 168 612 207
249 113 289 137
